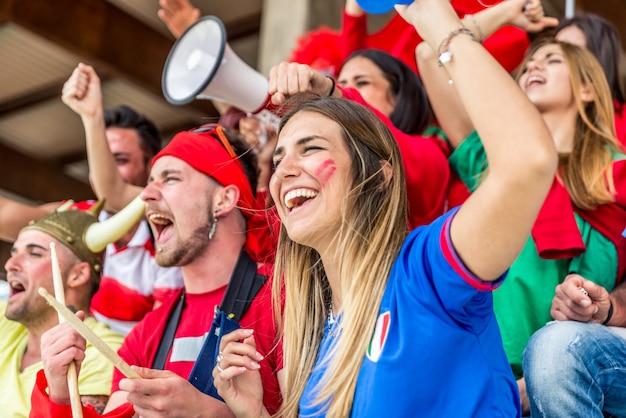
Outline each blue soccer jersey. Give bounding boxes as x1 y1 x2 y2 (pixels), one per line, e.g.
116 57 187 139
299 210 520 417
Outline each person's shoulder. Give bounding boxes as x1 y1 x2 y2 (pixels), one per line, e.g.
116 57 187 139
124 288 184 340
406 209 457 243
397 209 461 273
142 288 183 322
241 266 276 324
246 268 273 310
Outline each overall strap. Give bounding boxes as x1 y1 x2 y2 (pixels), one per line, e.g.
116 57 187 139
187 250 268 398
151 250 267 376
151 292 185 370
219 250 267 321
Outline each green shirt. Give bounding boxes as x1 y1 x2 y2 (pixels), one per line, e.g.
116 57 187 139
449 131 618 378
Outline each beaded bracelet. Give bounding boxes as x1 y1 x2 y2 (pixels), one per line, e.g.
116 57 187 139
437 27 476 67
464 14 484 43
602 298 614 325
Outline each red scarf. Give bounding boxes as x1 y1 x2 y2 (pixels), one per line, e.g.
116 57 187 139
532 160 626 282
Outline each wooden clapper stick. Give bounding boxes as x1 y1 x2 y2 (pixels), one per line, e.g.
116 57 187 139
43 244 141 416
49 242 83 418
38 287 140 379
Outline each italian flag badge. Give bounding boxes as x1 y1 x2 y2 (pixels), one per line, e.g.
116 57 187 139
366 311 390 362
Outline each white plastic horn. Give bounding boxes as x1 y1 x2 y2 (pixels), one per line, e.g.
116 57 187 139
162 15 269 113
84 196 145 253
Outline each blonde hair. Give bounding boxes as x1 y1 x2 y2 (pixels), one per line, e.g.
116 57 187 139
517 39 621 209
272 96 408 417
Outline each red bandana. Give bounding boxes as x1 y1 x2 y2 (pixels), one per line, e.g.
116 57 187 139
152 127 266 261
152 128 256 217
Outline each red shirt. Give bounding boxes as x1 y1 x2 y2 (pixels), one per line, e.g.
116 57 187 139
340 86 451 229
30 264 283 417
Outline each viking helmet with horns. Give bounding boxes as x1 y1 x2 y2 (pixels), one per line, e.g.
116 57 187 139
21 196 146 287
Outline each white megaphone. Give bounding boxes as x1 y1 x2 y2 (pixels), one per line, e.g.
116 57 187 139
162 15 269 114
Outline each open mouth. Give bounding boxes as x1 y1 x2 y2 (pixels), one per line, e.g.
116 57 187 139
284 188 318 211
148 212 173 243
8 280 25 298
526 75 545 88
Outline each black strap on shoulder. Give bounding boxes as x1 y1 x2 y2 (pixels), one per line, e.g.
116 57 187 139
187 250 267 397
219 250 267 321
151 250 267 370
152 292 185 370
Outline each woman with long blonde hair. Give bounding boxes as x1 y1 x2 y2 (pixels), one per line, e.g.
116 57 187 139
555 13 626 146
212 1 556 417
418 29 626 413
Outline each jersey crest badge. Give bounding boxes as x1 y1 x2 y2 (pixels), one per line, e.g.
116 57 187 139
366 311 391 362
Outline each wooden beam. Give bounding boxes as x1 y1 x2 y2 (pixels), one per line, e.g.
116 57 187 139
0 142 94 202
1 0 167 94
53 151 88 167
0 81 65 116
0 0 217 117
0 72 114 118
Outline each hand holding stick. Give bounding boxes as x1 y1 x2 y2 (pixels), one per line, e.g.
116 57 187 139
49 242 83 418
38 287 141 379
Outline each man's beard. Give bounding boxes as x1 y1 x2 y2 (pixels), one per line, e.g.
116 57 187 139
6 296 53 328
157 211 215 267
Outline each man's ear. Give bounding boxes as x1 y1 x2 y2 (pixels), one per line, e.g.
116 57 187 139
65 261 91 289
380 160 393 185
212 185 241 216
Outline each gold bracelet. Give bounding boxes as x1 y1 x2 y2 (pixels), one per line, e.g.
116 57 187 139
437 27 476 67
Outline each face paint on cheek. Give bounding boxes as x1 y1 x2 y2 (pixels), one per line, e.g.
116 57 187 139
316 159 337 188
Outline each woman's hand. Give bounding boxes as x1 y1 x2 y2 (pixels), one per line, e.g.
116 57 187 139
212 329 269 418
508 0 559 33
268 62 334 105
551 274 612 324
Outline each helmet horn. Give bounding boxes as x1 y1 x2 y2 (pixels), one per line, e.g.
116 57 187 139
84 196 145 253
